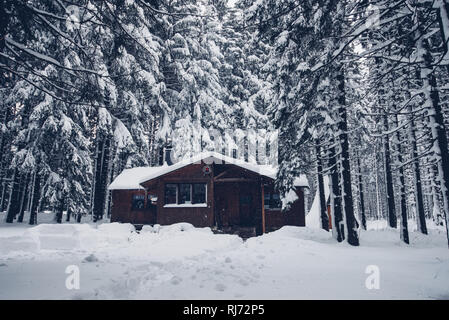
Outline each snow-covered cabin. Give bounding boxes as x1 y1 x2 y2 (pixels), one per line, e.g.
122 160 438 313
108 152 309 237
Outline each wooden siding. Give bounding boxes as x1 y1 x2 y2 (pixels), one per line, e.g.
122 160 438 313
264 187 306 232
110 189 157 225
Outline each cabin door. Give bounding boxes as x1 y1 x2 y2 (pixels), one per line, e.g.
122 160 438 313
239 184 254 227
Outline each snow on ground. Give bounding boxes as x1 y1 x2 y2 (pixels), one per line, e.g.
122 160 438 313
0 215 448 300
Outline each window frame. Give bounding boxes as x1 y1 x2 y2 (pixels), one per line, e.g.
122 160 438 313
192 183 207 205
164 183 178 205
264 192 282 210
164 183 207 206
178 183 192 204
131 194 145 211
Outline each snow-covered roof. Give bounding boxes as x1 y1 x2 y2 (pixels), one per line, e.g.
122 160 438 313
108 151 309 190
108 167 163 190
293 176 309 187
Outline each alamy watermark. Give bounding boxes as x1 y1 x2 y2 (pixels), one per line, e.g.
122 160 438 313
65 265 80 290
365 265 380 290
165 128 279 170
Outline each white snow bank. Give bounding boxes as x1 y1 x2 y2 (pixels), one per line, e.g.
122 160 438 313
0 222 242 261
97 222 136 234
1 222 448 299
260 225 334 243
0 236 39 255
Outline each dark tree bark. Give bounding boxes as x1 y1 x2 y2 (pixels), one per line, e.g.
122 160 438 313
337 69 359 246
17 174 30 223
0 102 11 212
0 177 7 212
408 108 427 234
394 115 409 244
383 114 397 228
66 207 71 222
28 172 41 225
76 212 82 223
92 136 111 222
357 156 367 230
5 169 21 223
55 196 64 224
420 36 449 248
316 141 329 231
428 87 449 242
436 2 449 74
329 143 344 242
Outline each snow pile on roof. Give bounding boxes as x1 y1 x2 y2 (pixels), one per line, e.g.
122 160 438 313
108 151 309 190
293 175 309 187
108 166 166 190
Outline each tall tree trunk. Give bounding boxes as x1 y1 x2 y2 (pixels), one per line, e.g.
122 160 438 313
336 69 359 246
436 0 449 74
357 156 367 230
430 165 444 225
419 34 449 247
383 114 397 228
5 169 21 223
316 141 329 231
329 142 344 242
17 174 30 223
374 143 383 221
0 176 7 212
408 107 427 234
66 207 71 222
76 211 82 223
28 172 41 225
394 115 409 244
55 196 64 224
0 102 10 213
92 136 111 222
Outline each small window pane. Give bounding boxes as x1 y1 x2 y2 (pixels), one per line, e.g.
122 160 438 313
192 184 206 204
179 184 191 204
132 194 145 210
165 184 177 204
264 193 271 209
271 193 282 209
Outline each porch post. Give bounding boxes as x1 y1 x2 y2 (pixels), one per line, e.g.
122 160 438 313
211 164 216 228
261 182 266 234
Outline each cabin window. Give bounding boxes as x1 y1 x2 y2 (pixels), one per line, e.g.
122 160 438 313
179 184 192 204
165 184 178 204
131 194 145 210
192 184 206 204
264 193 271 208
164 183 207 205
264 192 282 210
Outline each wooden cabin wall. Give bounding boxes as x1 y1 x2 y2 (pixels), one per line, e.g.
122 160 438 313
264 187 306 232
110 189 144 223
